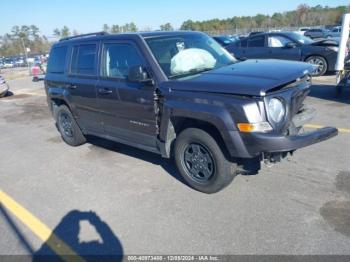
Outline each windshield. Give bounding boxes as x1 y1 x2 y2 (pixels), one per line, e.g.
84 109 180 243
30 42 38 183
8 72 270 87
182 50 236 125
145 33 236 79
287 32 314 45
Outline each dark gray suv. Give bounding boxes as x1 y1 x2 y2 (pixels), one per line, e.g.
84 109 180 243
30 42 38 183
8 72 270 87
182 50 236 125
45 31 338 193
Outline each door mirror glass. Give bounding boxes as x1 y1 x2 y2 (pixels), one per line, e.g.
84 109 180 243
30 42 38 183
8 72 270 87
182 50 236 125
128 65 152 83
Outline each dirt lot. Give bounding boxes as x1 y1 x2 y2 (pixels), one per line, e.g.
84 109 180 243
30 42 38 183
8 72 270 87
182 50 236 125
0 74 350 258
0 67 31 80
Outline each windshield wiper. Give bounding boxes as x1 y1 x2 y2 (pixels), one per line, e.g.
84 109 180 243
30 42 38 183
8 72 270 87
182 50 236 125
169 67 214 79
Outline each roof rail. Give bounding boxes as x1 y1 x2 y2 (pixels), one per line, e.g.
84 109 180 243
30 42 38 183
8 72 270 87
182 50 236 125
59 31 109 42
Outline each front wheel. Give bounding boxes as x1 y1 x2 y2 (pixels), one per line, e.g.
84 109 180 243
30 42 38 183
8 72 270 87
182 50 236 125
174 128 237 194
305 56 328 76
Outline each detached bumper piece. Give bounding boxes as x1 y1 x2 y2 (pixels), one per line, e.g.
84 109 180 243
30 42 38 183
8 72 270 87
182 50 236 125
243 127 338 157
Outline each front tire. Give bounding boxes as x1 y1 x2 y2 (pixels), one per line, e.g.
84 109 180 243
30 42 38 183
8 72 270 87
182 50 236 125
55 105 86 146
305 55 328 76
174 128 237 194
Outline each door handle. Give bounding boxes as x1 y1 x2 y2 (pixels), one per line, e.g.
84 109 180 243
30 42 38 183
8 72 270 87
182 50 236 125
98 88 113 94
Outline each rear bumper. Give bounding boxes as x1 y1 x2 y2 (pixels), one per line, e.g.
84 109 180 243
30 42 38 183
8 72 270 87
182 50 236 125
229 127 338 158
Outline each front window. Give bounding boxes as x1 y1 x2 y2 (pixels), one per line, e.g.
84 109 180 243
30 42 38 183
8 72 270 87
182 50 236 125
145 33 236 79
268 36 292 48
102 43 143 79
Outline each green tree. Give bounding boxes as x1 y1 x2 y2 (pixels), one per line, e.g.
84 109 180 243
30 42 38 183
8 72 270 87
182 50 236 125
111 25 120 33
53 28 61 37
103 24 110 32
160 23 173 31
180 20 196 30
61 26 70 38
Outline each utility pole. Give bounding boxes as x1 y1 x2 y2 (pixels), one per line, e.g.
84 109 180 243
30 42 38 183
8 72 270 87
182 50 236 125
20 37 30 75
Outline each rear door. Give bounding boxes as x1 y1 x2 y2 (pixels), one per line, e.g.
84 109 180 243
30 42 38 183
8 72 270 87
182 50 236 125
96 41 157 148
267 34 301 61
66 42 102 133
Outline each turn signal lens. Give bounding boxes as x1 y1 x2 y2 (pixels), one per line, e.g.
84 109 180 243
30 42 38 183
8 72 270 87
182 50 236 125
237 122 273 133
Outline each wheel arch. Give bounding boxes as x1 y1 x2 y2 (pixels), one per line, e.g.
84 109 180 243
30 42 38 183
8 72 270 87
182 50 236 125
304 54 329 66
172 116 232 159
50 98 72 120
304 54 329 75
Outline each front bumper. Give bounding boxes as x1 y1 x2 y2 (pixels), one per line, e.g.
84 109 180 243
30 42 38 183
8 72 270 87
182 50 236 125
241 127 338 157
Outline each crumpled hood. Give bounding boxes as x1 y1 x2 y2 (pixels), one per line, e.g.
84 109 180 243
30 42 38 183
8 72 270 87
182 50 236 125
162 59 315 96
309 39 338 47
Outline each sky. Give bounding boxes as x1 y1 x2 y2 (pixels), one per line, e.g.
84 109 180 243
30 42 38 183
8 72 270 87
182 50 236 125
0 0 349 36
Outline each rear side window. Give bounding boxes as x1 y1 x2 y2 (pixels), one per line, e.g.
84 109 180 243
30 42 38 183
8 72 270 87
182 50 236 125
47 46 67 74
102 43 143 79
70 44 97 75
248 36 265 47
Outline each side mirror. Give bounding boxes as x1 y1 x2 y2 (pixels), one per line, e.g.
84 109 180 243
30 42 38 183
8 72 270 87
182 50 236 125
285 42 297 49
128 65 152 84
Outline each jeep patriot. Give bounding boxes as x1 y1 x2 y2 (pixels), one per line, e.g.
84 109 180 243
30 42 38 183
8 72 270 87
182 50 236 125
45 31 338 193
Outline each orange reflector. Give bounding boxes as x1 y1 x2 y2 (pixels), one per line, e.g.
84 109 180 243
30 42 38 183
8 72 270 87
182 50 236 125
237 123 254 132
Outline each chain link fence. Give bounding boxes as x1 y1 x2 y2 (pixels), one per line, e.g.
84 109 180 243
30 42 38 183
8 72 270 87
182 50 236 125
205 25 323 36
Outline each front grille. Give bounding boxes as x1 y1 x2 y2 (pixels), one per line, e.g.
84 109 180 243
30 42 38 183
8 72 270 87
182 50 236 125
265 74 312 134
290 77 311 117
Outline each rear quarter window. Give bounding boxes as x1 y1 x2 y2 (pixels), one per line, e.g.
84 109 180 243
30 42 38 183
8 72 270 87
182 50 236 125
47 46 68 74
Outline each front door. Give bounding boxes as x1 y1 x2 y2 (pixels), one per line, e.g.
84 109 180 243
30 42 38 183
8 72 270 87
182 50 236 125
96 41 157 148
267 35 301 61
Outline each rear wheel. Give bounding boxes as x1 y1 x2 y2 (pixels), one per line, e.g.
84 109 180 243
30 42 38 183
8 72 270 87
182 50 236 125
174 128 237 194
305 55 328 76
56 105 86 146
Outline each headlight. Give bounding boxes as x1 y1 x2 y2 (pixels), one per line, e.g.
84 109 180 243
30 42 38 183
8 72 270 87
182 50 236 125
267 98 285 123
327 46 339 52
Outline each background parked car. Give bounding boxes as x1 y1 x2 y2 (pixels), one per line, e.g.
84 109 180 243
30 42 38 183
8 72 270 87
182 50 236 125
0 76 9 97
325 26 349 38
295 27 310 35
304 28 330 39
3 58 15 68
249 31 264 36
226 32 339 76
14 57 26 67
212 35 236 47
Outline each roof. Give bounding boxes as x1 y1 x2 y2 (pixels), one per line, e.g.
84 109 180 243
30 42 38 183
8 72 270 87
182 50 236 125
55 30 203 45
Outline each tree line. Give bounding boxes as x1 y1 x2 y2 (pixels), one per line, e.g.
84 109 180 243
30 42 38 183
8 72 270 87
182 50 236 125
180 4 350 31
0 25 51 57
0 4 349 56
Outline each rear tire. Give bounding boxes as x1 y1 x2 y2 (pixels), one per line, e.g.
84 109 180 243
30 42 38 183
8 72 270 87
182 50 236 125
174 128 237 194
305 55 328 76
55 105 86 146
